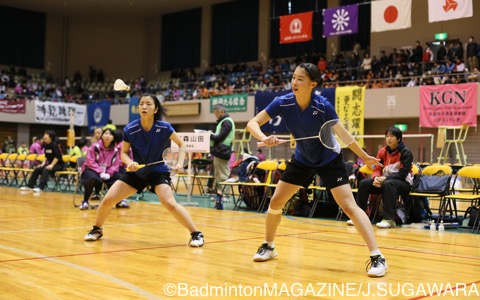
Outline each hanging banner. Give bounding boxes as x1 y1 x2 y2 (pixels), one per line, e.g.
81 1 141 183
280 11 313 44
371 0 412 32
323 4 358 37
87 100 111 133
428 0 473 23
419 83 478 128
0 99 26 113
335 86 365 147
34 100 86 126
210 93 247 113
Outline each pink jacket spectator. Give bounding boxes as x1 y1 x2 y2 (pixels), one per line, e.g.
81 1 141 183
83 139 120 176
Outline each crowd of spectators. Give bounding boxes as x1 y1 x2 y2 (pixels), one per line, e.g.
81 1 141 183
1 37 479 104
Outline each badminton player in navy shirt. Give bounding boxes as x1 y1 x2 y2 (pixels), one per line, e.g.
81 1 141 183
85 94 204 247
247 63 387 277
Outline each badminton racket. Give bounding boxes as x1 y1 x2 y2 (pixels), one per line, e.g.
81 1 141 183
113 79 130 91
127 147 188 172
257 119 357 150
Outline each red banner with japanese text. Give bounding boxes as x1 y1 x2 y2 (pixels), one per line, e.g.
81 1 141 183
279 11 313 44
419 83 477 128
0 99 26 113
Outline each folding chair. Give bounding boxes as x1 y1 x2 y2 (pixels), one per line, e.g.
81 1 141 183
13 153 38 187
442 166 480 226
234 160 279 210
54 155 80 192
191 158 214 196
409 165 453 224
0 153 18 185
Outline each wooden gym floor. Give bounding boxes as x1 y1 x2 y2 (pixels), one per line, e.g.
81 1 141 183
0 186 479 300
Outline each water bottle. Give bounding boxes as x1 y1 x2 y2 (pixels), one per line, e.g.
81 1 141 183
215 194 223 210
438 221 445 231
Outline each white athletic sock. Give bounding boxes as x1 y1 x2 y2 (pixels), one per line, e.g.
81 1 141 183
266 241 275 248
370 249 382 257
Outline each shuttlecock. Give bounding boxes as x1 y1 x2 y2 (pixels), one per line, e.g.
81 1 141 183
113 79 130 91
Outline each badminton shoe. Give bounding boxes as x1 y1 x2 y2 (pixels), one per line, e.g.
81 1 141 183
80 202 89 210
115 200 130 208
376 219 395 228
33 188 42 193
366 255 388 277
253 243 278 262
84 226 103 241
189 231 204 247
20 186 33 191
346 219 354 226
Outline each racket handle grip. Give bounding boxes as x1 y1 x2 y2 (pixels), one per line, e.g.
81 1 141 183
257 139 287 147
126 164 145 172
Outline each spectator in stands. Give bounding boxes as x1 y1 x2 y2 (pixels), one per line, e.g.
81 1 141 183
79 128 126 210
422 43 434 72
467 67 479 82
466 36 478 71
103 119 117 131
348 127 413 229
454 58 466 73
406 77 418 87
17 141 29 155
453 41 464 62
360 53 372 77
413 41 423 64
247 62 387 277
20 130 65 193
210 104 235 209
436 41 447 64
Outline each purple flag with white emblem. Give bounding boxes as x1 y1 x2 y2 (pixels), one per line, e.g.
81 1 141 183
323 4 358 37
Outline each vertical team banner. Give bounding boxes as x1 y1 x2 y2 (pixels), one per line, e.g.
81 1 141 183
419 83 478 128
279 11 313 44
210 93 247 113
428 0 473 23
87 100 111 133
323 4 358 37
34 100 86 126
335 86 365 147
128 96 140 122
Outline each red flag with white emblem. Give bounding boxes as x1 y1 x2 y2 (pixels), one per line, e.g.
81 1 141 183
428 0 473 23
279 11 313 44
371 0 411 32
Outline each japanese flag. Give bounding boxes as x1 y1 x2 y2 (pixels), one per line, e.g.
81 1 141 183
371 0 412 32
428 0 473 23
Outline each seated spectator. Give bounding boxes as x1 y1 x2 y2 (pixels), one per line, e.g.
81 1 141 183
17 141 29 155
79 128 127 210
347 127 413 229
406 77 418 87
432 62 446 75
68 137 88 157
454 58 466 73
20 130 65 193
467 68 479 82
445 59 456 74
